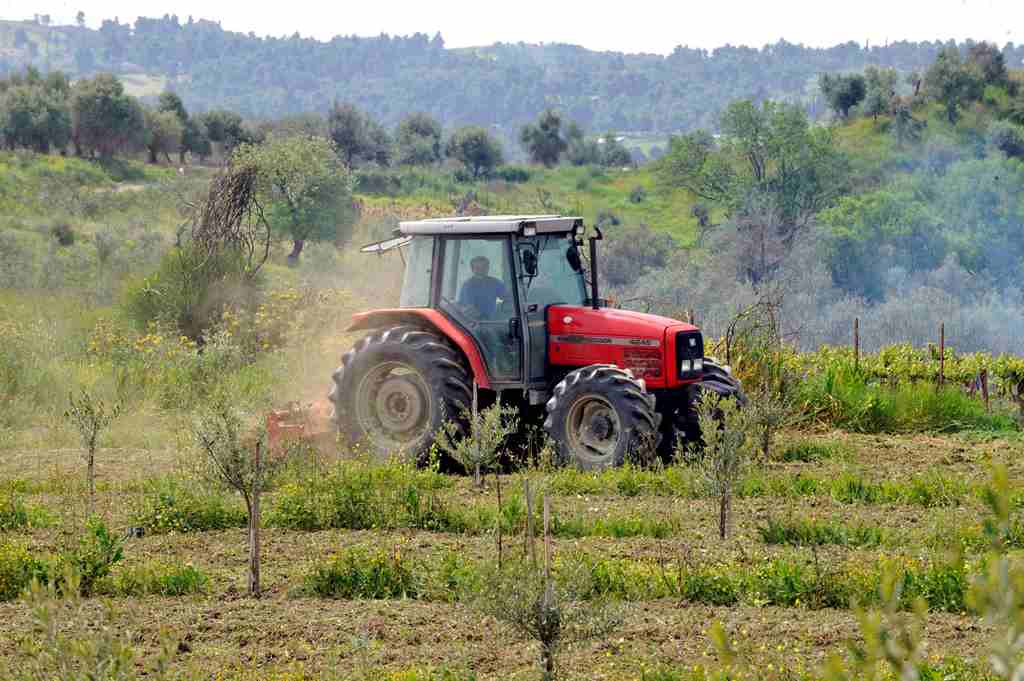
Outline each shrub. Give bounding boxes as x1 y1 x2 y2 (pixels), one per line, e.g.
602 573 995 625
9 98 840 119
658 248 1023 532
0 539 46 600
0 493 29 531
56 517 124 596
266 461 455 532
494 166 531 183
758 516 886 547
123 244 260 343
305 547 418 599
49 222 75 246
132 477 247 533
777 439 844 462
629 185 647 203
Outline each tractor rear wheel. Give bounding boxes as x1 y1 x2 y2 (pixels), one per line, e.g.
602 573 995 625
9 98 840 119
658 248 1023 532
544 365 660 470
329 326 472 461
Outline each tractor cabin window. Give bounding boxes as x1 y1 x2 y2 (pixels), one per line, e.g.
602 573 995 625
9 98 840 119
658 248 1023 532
399 237 434 308
438 237 521 380
525 234 587 308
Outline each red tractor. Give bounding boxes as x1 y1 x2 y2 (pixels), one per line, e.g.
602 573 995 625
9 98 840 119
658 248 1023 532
328 215 744 469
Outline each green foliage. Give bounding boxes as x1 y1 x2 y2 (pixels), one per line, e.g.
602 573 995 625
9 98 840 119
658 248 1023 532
132 477 247 533
396 112 443 166
101 561 208 596
233 133 356 259
10 570 183 680
305 547 418 599
758 516 886 547
435 399 518 487
328 102 392 167
0 69 72 153
776 438 845 462
924 47 985 124
123 244 257 342
0 538 46 600
520 109 568 167
71 73 147 158
695 391 753 539
265 460 457 532
142 107 182 163
445 126 503 179
56 517 125 596
0 492 29 530
820 73 867 119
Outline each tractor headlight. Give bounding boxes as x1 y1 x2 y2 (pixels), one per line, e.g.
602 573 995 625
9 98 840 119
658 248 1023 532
680 360 692 373
693 358 703 372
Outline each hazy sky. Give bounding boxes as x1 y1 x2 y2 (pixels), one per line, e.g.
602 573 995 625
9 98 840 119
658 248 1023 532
9 0 1024 55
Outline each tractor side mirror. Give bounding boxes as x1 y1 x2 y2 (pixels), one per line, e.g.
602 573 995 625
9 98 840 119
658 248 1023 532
566 245 582 272
520 248 538 277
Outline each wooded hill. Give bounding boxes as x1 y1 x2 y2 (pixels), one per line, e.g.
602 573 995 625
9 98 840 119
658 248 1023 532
3 15 1024 135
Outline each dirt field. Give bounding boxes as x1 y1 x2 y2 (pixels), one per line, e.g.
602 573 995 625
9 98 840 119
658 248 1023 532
1 429 1018 679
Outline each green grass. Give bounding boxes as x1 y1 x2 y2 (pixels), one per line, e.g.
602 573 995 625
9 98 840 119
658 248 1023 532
757 516 886 547
795 367 1017 434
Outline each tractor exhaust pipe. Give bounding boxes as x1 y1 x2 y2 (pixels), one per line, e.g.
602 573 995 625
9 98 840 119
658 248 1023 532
589 226 603 310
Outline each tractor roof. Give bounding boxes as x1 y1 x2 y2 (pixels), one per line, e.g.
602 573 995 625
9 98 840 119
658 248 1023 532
399 215 583 236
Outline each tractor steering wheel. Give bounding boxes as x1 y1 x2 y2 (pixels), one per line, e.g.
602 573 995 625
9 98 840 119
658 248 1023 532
441 295 480 322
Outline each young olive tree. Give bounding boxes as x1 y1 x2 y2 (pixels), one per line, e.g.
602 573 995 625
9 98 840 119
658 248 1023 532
194 404 273 597
64 389 121 517
435 387 518 488
694 391 752 540
476 494 622 681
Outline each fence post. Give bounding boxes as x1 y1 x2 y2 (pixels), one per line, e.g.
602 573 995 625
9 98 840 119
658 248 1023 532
982 368 990 412
524 480 535 567
854 317 860 371
688 308 695 325
939 322 945 389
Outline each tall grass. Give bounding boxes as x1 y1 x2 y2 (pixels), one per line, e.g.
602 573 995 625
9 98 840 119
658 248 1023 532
795 365 1015 433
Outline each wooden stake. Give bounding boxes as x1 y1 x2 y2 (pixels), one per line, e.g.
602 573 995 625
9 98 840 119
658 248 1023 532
688 308 695 325
854 317 860 371
524 480 535 566
249 442 262 598
543 494 551 581
939 322 945 389
472 381 480 488
496 470 503 571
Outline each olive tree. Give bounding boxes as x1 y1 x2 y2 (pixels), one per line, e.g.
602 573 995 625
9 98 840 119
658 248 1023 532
446 125 504 179
520 109 568 167
64 388 122 516
71 73 146 158
194 404 274 598
232 133 355 263
694 391 753 539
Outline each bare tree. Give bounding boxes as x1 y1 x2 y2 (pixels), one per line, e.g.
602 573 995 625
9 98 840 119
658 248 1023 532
194 404 273 597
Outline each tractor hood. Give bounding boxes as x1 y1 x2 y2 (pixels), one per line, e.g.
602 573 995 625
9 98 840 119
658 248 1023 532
547 305 701 388
547 305 696 340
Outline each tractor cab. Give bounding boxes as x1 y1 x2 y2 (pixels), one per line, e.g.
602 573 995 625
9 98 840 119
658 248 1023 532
367 215 591 391
333 215 744 469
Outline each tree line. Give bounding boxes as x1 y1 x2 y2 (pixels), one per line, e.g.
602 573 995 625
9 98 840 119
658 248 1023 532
652 42 1024 307
4 14 1024 133
0 68 637 178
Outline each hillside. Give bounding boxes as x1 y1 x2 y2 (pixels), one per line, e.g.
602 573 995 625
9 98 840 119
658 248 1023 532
3 15 1023 136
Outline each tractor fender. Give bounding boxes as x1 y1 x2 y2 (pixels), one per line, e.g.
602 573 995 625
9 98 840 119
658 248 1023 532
346 309 491 389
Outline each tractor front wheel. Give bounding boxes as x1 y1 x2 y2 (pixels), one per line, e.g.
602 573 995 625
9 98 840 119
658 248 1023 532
544 365 660 470
329 326 472 462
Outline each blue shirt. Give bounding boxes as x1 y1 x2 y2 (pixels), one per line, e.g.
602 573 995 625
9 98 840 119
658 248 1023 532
459 275 507 319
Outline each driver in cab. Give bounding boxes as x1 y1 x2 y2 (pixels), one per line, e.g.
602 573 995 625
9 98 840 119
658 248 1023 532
459 256 507 319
